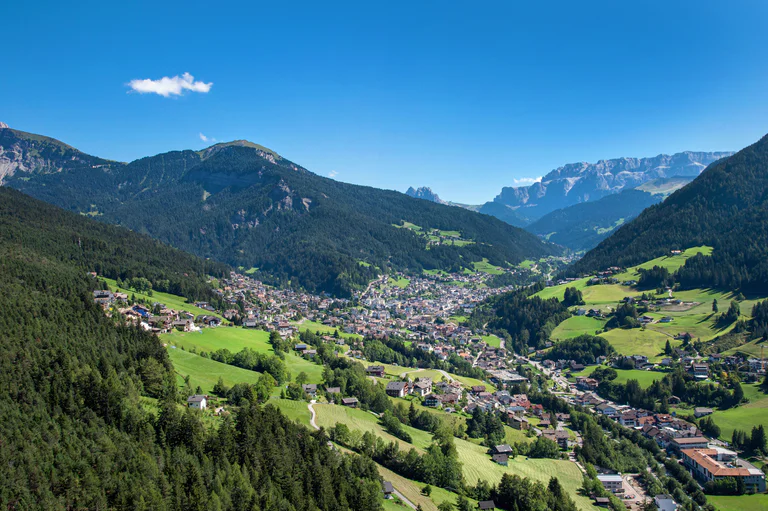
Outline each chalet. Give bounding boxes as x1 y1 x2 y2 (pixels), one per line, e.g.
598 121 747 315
341 397 359 408
386 381 409 398
413 379 432 397
302 384 318 397
470 385 487 394
304 349 318 358
172 319 194 332
325 386 341 395
542 430 569 449
366 365 385 378
694 407 714 418
478 500 496 510
424 394 441 407
187 395 207 410
595 403 618 416
491 453 508 466
619 411 638 427
243 319 258 328
569 361 585 371
491 444 514 455
382 481 394 499
508 415 529 430
594 497 611 507
196 315 221 327
691 363 709 379
294 343 308 352
93 290 114 306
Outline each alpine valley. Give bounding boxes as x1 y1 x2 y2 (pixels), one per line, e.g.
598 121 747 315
0 124 554 297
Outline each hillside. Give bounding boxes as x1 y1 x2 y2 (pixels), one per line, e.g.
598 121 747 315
0 188 384 510
569 134 768 293
480 151 731 225
527 189 662 251
1 124 555 296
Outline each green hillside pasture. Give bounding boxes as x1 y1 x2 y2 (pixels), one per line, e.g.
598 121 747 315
291 320 362 340
710 384 768 441
320 405 590 509
103 277 225 320
377 463 477 511
599 328 679 361
534 277 633 306
708 493 768 511
162 327 271 353
551 316 607 340
571 366 664 388
163 327 324 383
482 334 502 348
313 403 431 453
725 337 768 359
472 258 505 274
389 276 411 288
269 398 312 426
167 348 262 393
611 246 713 282
400 368 446 382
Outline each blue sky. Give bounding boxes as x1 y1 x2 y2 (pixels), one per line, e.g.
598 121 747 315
2 1 768 204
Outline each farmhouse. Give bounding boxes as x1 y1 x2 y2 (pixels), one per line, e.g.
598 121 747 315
386 381 409 398
341 397 359 408
366 365 385 378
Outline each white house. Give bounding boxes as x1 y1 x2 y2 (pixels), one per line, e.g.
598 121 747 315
187 395 207 410
654 495 678 511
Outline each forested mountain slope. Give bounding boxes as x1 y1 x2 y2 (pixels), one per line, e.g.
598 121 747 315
1 125 555 296
527 189 662 251
568 134 768 293
0 188 384 510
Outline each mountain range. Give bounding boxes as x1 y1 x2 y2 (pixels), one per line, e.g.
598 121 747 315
570 133 768 293
0 124 555 296
408 151 732 251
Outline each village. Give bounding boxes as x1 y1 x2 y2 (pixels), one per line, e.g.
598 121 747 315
92 266 767 511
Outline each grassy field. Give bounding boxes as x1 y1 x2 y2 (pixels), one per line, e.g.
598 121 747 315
389 276 411 289
534 277 633 305
103 277 226 320
710 384 768 441
317 404 591 509
314 403 432 452
292 320 362 340
611 246 713 282
708 494 768 511
571 366 665 388
168 348 262 393
472 259 505 275
375 463 475 511
599 328 677 361
551 316 606 340
163 327 324 383
269 398 312 426
482 334 502 348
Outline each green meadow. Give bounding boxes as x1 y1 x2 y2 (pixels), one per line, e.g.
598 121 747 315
551 316 606 340
708 494 768 511
167 348 262 393
162 327 324 383
571 366 664 388
314 403 593 510
710 384 768 441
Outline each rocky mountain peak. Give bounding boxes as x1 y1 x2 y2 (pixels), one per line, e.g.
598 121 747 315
405 186 446 204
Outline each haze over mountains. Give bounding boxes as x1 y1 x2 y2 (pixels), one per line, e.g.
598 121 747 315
0 123 554 296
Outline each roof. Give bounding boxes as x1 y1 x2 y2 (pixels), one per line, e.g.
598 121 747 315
597 474 623 482
341 397 359 404
382 481 394 493
187 395 206 403
386 381 407 390
672 436 709 445
682 449 759 477
325 386 341 393
478 501 496 510
493 444 513 454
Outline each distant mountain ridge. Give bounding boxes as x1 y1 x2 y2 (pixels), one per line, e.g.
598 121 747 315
568 134 768 293
479 151 732 225
1 123 555 296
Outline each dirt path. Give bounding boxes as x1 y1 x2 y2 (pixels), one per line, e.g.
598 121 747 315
308 401 318 430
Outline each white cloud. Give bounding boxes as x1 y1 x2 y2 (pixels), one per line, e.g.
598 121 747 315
199 133 209 142
128 72 212 97
512 176 542 185
328 170 338 178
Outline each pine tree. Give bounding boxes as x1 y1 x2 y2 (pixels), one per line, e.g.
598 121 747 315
712 299 718 313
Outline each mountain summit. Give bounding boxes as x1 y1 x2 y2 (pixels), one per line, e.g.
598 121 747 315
405 186 446 204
